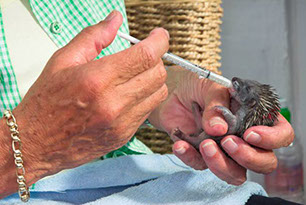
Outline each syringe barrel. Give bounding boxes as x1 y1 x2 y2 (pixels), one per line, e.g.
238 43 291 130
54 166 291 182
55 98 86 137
207 72 232 88
118 32 233 88
163 52 232 88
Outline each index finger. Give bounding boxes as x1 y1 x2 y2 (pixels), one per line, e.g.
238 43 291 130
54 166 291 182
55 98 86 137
243 114 295 150
103 28 170 81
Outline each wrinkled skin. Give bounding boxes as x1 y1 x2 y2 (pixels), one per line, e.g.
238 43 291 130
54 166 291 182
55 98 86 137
0 11 170 199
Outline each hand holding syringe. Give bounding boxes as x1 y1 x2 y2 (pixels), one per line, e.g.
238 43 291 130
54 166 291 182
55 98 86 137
117 31 232 88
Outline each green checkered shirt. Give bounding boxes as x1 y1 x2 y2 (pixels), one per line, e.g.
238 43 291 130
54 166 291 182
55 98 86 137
0 0 152 159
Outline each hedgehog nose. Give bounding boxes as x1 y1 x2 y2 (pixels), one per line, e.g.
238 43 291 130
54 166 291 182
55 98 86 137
232 77 239 82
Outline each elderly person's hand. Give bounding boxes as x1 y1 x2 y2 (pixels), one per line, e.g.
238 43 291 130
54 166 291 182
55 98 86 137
149 66 295 185
0 11 169 198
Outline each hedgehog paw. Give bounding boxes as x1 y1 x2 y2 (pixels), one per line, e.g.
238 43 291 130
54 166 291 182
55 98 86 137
213 106 238 134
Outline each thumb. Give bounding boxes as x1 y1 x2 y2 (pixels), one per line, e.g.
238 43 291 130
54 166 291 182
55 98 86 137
51 10 123 70
202 82 229 136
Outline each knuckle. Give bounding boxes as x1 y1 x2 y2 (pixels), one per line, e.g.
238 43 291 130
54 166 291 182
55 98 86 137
49 49 66 67
234 178 246 186
81 73 123 125
227 177 245 186
82 71 104 96
189 156 207 170
138 43 157 70
260 155 278 174
156 62 168 83
151 85 168 107
98 102 122 124
159 85 169 102
241 151 256 168
52 49 63 59
227 171 246 186
107 105 122 121
285 128 295 147
133 88 144 102
194 164 207 170
266 157 278 174
81 26 97 39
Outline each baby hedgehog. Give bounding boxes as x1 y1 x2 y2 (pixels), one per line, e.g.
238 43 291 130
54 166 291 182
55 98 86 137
170 77 281 151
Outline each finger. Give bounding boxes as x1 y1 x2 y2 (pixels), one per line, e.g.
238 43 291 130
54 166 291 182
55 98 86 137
103 27 169 82
173 141 207 170
120 83 169 126
134 83 168 115
199 139 246 185
52 11 123 70
112 84 168 144
116 61 167 108
243 114 295 150
221 136 278 174
202 82 229 136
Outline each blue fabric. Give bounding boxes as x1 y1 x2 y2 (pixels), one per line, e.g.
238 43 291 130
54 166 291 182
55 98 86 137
2 154 267 205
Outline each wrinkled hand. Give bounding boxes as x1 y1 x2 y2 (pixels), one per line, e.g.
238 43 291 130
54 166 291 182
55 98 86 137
10 11 169 185
149 66 294 185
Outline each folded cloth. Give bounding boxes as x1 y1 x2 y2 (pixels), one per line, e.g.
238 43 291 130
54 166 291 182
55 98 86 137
2 154 267 205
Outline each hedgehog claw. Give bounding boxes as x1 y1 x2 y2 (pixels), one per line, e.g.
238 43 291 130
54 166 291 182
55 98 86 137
170 127 209 150
170 127 184 142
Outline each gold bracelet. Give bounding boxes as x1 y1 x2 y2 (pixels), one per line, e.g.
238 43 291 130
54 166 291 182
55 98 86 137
3 110 30 202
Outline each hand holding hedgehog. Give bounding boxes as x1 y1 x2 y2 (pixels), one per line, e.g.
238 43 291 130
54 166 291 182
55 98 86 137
170 77 281 154
148 66 295 185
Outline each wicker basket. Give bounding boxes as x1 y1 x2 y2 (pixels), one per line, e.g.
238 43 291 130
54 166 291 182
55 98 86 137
126 0 223 154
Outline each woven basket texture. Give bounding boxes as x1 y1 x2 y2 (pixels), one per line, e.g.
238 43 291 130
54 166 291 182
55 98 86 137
126 0 223 154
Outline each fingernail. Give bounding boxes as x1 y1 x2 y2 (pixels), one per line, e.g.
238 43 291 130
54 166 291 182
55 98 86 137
150 28 159 35
150 28 170 40
105 11 117 21
202 142 217 157
209 117 226 128
164 29 170 39
244 131 261 143
222 138 238 154
175 146 186 155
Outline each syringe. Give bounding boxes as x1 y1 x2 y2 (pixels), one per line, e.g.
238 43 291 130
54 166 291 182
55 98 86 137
117 31 232 88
